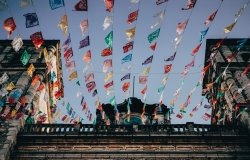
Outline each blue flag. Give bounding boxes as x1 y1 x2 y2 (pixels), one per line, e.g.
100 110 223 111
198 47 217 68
200 27 209 42
49 0 64 10
121 73 130 81
142 55 153 65
121 53 132 64
79 36 89 49
23 13 39 28
164 52 176 61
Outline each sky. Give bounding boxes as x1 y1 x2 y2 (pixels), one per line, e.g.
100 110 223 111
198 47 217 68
0 0 250 124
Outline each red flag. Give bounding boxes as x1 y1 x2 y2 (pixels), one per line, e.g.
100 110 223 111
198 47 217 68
191 43 202 56
176 113 183 119
31 75 40 86
104 0 114 12
101 48 112 56
30 32 44 49
122 82 130 92
74 0 88 11
176 20 188 35
139 76 148 84
127 10 138 24
164 64 172 74
3 17 16 37
204 10 218 26
54 89 63 99
86 81 96 92
83 50 91 62
150 42 157 51
104 80 113 89
141 85 147 95
123 41 133 53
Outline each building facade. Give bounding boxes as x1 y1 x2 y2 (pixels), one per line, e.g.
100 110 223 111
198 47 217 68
0 40 63 124
203 39 250 129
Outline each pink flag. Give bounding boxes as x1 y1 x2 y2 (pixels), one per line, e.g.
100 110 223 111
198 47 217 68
191 43 202 56
83 50 91 63
104 80 113 89
204 10 218 26
103 59 112 72
176 20 188 35
85 73 94 82
86 81 96 92
139 76 148 84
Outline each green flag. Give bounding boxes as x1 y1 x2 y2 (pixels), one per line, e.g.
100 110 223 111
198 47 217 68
109 96 116 106
148 28 160 43
20 50 31 65
105 31 113 48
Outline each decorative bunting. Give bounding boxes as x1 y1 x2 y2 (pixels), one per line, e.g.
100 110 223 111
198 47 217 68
104 0 114 12
125 27 136 41
109 96 116 106
104 81 113 89
3 17 16 37
150 42 157 51
121 73 130 81
202 113 211 121
6 82 15 91
79 36 90 49
164 64 172 74
104 71 113 82
164 52 176 61
83 50 91 63
102 59 112 73
92 89 98 97
86 81 96 92
148 28 160 43
27 64 35 77
205 10 218 26
139 76 148 84
58 15 68 35
74 0 87 11
181 0 197 10
224 22 236 33
49 0 64 10
191 43 202 56
176 20 188 35
20 50 31 66
155 0 168 5
127 10 138 24
123 41 134 53
30 32 44 49
105 31 113 47
84 73 94 82
65 61 75 72
142 67 150 75
23 13 39 28
68 71 78 81
122 82 130 92
101 48 112 56
103 16 113 30
11 35 23 52
62 34 71 49
142 55 153 65
80 19 88 34
64 47 73 62
200 27 209 42
121 54 132 64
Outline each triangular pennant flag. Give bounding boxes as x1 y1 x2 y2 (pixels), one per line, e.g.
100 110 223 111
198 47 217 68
3 17 16 37
23 13 39 28
200 27 209 42
191 43 202 56
125 27 136 41
20 50 31 65
105 31 113 47
122 82 130 92
127 10 138 24
123 41 133 53
164 52 176 61
80 19 88 34
101 48 112 56
103 16 112 30
104 0 114 12
11 35 23 52
121 73 130 81
27 64 35 77
83 50 91 63
155 0 168 5
104 81 113 89
142 55 153 65
185 58 195 69
20 0 32 8
58 15 68 35
85 73 94 82
65 61 75 72
205 10 218 26
68 71 78 81
64 47 73 63
6 82 15 91
157 85 165 94
49 0 64 10
103 59 112 73
139 75 148 84
142 67 150 75
62 34 71 49
176 20 188 35
92 89 98 97
74 0 87 11
79 36 90 49
104 71 113 82
181 0 197 10
86 81 96 92
30 32 44 49
109 96 116 106
164 64 172 74
150 42 157 51
224 22 236 33
121 54 132 64
148 28 160 43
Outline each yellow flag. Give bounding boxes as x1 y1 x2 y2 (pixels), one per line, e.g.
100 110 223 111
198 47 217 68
125 27 136 41
68 71 78 81
142 67 150 75
6 82 15 91
104 71 113 82
27 64 35 77
58 15 68 35
224 22 236 33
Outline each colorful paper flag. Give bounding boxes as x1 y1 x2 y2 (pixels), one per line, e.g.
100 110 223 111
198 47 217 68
65 61 75 72
121 54 132 64
86 81 96 92
58 15 68 35
62 34 71 49
191 43 202 56
224 22 236 33
105 31 113 47
127 10 138 24
85 73 94 82
0 72 9 85
104 71 113 82
92 89 98 97
80 19 88 34
104 81 113 89
176 20 188 35
130 0 139 4
103 16 112 30
74 0 87 11
148 28 160 43
164 64 172 74
6 82 15 91
142 67 150 75
142 55 153 65
30 32 44 49
125 27 136 41
68 71 78 81
79 36 90 49
204 10 218 26
122 82 130 92
101 48 112 56
104 0 114 12
23 13 39 28
123 41 133 53
121 73 130 81
200 27 209 42
49 0 64 10
27 64 35 77
141 85 147 95
155 0 168 5
139 76 148 84
83 50 91 63
20 50 31 66
3 17 16 37
109 96 116 106
150 42 157 51
11 35 23 52
103 59 112 73
164 52 176 61
181 0 197 10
